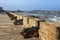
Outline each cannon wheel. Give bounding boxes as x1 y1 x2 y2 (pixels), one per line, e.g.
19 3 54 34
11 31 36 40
34 32 39 37
23 33 28 38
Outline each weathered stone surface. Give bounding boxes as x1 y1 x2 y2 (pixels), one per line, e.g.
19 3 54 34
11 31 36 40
39 22 57 40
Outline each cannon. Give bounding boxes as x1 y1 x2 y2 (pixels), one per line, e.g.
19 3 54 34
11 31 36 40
20 26 39 38
10 16 17 20
13 19 23 25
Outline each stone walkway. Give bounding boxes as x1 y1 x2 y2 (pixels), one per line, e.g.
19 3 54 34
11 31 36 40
0 13 39 40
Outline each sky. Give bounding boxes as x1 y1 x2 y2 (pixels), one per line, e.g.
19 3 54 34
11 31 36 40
0 0 60 11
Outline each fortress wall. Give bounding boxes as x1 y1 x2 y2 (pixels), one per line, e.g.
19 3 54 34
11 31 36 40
39 22 57 40
23 16 29 27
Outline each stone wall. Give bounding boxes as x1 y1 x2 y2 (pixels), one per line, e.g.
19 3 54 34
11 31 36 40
23 16 29 27
39 22 57 40
29 18 38 27
23 16 39 28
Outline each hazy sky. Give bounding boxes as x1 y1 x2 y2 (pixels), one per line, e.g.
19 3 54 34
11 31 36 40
0 0 60 11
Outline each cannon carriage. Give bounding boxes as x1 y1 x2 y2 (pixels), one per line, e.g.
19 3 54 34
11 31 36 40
20 26 39 38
